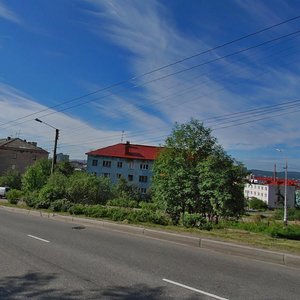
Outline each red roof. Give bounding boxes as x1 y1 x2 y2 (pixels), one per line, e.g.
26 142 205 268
86 143 162 160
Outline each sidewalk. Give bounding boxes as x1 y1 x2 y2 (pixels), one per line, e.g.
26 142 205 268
1 204 300 269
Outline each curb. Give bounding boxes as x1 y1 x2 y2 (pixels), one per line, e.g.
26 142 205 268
1 205 300 269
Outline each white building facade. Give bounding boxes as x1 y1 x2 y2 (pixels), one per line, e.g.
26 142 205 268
244 183 295 208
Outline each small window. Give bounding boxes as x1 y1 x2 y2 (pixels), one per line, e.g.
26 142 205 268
32 155 36 161
128 174 133 182
140 163 149 170
129 162 134 169
103 173 110 178
103 161 111 167
92 159 98 166
139 188 147 194
116 173 122 179
117 162 123 168
139 175 148 182
12 153 17 159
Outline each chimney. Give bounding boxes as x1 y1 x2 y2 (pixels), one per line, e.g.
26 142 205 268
125 141 130 155
7 136 11 140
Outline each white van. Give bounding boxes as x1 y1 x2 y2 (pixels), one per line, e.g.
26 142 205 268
0 187 10 198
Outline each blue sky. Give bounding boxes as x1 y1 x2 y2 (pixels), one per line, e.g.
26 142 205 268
1 0 300 172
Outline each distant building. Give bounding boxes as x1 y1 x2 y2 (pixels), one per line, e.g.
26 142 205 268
244 176 299 208
0 137 48 175
86 142 161 194
56 153 69 162
70 160 87 172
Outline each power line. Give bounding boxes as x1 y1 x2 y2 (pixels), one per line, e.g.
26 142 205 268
1 15 300 129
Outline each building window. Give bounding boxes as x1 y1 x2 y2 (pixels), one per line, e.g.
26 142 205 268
12 153 17 159
128 174 133 181
92 159 98 166
140 163 149 170
116 173 122 179
103 161 111 167
117 162 123 168
139 188 147 194
139 175 148 182
103 173 110 178
129 161 134 169
32 155 36 161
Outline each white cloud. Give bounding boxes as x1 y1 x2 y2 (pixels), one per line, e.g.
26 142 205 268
0 1 21 24
80 0 300 169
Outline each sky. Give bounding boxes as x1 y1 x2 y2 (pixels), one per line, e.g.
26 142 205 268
1 0 300 172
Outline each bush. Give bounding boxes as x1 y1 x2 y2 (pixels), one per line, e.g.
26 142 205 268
39 172 68 202
50 199 72 212
274 208 300 221
139 201 160 212
6 189 23 204
68 204 86 215
23 191 40 207
0 170 22 190
107 198 138 208
66 173 113 205
248 197 268 210
267 224 300 240
183 213 212 230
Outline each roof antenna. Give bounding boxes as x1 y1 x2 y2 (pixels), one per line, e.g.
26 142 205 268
121 130 125 143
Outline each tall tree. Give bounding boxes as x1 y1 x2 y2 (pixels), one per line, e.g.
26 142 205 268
152 119 246 224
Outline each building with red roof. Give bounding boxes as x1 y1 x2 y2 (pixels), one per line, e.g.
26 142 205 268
86 142 162 194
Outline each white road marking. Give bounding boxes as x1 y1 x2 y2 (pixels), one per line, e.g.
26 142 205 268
163 278 228 300
27 234 50 243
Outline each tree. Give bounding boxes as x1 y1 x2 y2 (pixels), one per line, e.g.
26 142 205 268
115 177 141 201
66 172 113 204
0 169 22 190
152 119 246 224
22 159 51 192
55 161 74 177
198 152 247 222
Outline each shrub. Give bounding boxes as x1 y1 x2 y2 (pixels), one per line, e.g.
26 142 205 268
23 191 40 207
68 204 86 215
107 198 138 208
50 199 72 212
39 173 68 202
248 197 268 210
274 208 300 221
139 201 160 212
66 173 113 205
267 224 300 240
6 189 23 204
183 213 212 230
0 170 22 190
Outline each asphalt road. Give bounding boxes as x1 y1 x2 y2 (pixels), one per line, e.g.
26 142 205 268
0 209 299 299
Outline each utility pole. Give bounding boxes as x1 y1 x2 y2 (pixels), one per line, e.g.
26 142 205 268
284 159 288 226
35 118 59 175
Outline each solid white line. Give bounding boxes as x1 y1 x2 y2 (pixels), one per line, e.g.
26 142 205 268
27 234 50 243
163 278 228 300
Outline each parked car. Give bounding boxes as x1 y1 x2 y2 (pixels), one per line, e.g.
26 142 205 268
0 187 10 198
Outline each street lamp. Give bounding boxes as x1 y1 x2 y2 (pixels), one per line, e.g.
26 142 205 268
35 118 59 175
276 149 288 226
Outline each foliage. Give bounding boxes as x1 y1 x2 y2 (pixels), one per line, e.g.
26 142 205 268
49 199 72 212
115 177 141 201
153 119 246 224
6 189 23 204
183 213 212 230
248 197 268 210
38 172 68 202
0 169 22 190
66 172 113 205
274 208 300 221
139 201 160 212
107 197 139 208
22 159 51 192
198 152 247 222
22 191 40 207
55 161 74 177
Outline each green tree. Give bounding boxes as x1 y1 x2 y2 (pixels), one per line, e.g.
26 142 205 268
22 159 51 192
66 172 113 204
152 119 246 224
55 161 74 177
0 169 22 190
198 152 247 223
115 177 141 201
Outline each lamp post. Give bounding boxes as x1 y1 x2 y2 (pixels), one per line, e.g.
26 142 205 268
276 149 288 225
35 118 59 175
